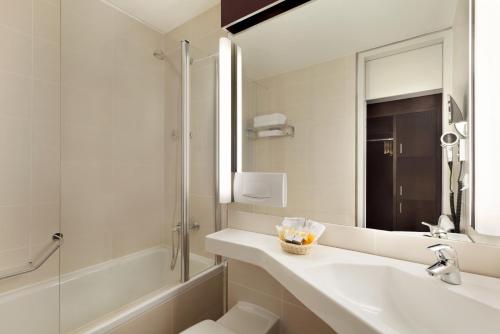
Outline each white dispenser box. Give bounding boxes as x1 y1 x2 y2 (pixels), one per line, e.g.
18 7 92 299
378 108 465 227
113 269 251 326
233 172 287 208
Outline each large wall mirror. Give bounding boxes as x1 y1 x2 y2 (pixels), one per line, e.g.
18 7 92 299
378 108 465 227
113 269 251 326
227 0 500 246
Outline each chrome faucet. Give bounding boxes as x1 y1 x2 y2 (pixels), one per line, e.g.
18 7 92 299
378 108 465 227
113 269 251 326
421 215 455 239
426 244 461 285
170 222 201 270
422 222 449 239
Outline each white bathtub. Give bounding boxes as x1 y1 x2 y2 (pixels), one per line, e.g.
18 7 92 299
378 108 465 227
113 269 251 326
0 247 219 334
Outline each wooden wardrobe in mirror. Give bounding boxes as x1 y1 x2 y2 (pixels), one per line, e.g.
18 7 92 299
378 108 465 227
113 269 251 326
366 94 442 232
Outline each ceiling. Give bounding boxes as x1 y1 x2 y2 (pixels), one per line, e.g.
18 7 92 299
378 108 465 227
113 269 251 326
231 0 459 80
106 0 220 33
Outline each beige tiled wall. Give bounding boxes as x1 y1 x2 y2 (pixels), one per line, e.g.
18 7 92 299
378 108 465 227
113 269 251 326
0 0 61 293
0 0 223 291
110 271 223 334
60 0 166 273
228 259 336 334
163 5 226 59
233 55 357 226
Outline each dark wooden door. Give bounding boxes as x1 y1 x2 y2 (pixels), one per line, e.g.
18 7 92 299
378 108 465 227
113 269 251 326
366 117 394 230
366 94 442 232
396 109 442 231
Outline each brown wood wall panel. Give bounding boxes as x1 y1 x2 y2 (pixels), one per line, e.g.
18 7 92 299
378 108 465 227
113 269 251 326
221 0 279 27
222 0 311 34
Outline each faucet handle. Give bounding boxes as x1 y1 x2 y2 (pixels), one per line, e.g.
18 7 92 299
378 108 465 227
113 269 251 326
428 244 458 262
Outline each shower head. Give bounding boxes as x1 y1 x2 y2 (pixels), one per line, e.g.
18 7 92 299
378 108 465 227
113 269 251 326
441 132 458 163
153 49 166 60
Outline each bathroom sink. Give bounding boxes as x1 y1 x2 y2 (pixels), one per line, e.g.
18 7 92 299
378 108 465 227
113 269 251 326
304 263 500 334
206 229 500 334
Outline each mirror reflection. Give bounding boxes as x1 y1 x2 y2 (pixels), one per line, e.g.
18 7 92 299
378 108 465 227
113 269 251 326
230 0 475 242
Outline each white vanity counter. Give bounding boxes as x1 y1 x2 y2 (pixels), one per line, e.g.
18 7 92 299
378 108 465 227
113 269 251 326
206 228 500 334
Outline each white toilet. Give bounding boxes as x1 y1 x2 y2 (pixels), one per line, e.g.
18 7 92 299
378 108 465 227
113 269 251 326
181 302 280 334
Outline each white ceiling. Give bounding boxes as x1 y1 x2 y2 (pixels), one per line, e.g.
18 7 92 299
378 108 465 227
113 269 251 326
231 0 459 80
106 0 219 33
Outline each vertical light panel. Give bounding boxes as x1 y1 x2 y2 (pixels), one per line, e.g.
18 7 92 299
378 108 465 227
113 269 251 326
219 37 233 203
474 0 500 235
236 45 243 173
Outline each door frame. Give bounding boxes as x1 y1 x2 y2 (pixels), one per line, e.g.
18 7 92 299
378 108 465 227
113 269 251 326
356 29 453 228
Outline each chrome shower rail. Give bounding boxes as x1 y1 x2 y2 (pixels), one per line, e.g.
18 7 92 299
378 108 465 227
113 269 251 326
180 40 191 282
0 233 63 281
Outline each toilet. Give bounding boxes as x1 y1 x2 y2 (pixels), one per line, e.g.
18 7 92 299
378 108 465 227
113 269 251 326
181 302 280 334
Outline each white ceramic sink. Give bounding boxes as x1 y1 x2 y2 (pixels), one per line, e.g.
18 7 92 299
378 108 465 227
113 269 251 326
206 229 500 334
305 263 500 334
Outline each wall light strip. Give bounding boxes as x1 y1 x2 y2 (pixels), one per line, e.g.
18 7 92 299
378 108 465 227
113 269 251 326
218 37 233 203
236 44 243 173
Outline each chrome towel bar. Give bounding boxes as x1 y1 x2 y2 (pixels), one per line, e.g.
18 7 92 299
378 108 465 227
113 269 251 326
0 233 63 281
366 137 394 142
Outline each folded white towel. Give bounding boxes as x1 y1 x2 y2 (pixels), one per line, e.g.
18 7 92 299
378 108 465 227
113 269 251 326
257 129 284 138
276 217 326 243
254 113 287 128
281 217 306 227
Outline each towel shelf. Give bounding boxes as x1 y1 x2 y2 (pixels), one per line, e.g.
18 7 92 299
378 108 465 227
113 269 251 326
367 137 394 142
247 124 295 138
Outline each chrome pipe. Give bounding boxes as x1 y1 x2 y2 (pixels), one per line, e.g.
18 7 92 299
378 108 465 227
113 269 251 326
214 57 223 266
180 40 190 282
170 224 180 270
0 233 63 281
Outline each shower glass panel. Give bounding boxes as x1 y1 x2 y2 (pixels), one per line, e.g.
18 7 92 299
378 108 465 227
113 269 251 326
166 41 218 281
0 0 219 331
0 0 62 333
60 1 174 331
188 45 219 278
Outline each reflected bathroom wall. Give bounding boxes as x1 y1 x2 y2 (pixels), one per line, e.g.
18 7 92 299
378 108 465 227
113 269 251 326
452 0 471 232
233 56 357 225
231 0 472 234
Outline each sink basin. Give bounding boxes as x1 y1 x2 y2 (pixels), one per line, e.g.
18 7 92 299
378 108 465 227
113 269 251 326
304 263 500 334
206 229 500 334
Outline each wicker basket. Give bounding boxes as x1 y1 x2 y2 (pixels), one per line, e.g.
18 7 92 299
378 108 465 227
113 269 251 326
280 240 313 255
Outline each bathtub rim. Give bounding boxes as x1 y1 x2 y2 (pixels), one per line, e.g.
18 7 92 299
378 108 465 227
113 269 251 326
0 246 213 302
0 246 220 334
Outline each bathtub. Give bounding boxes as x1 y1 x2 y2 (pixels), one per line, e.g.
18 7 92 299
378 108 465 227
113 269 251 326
0 247 219 334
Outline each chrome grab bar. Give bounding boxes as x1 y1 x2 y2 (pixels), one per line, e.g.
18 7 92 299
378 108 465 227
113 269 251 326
0 233 63 281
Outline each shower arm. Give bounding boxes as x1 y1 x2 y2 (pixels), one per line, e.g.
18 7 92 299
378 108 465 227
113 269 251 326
0 233 63 281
